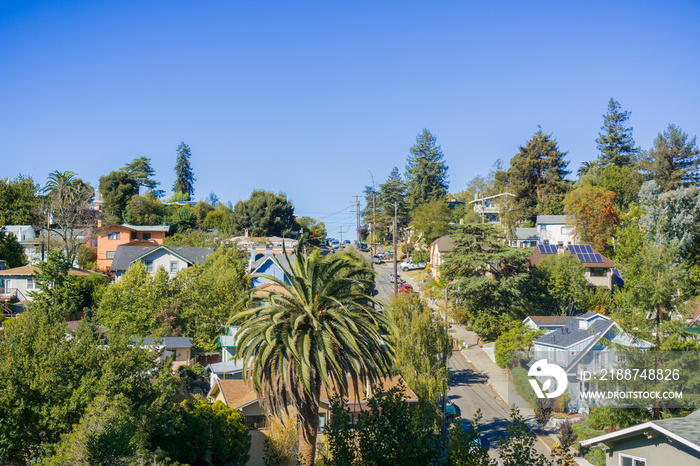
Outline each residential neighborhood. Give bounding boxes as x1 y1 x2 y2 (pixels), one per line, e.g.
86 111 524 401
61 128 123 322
2 2 700 466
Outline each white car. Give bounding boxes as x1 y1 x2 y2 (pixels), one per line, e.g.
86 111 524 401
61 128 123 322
399 259 427 272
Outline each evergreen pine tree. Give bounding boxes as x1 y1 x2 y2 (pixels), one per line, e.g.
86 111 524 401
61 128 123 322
501 129 570 224
123 157 161 196
173 142 196 200
405 129 449 212
641 124 700 191
596 98 638 168
377 167 409 238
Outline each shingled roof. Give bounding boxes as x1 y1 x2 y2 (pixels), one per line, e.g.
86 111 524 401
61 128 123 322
111 245 214 272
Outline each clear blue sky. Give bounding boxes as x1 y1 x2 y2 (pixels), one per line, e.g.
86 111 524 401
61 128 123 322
2 1 699 240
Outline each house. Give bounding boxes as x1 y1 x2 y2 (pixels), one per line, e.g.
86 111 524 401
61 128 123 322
131 337 192 370
468 192 515 224
580 410 700 465
230 235 298 254
89 222 169 271
0 264 94 316
110 245 213 282
529 312 650 412
429 235 454 280
208 375 417 466
1 225 42 263
249 251 295 287
528 244 616 289
510 215 577 247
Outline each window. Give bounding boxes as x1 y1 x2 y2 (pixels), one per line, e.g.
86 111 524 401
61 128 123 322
539 225 546 231
144 260 154 273
620 454 646 466
106 251 116 259
107 232 120 240
170 261 179 274
142 233 151 240
26 278 35 290
318 413 326 431
590 268 607 277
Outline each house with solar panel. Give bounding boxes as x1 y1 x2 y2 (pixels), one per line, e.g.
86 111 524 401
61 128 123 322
529 243 616 289
511 215 577 248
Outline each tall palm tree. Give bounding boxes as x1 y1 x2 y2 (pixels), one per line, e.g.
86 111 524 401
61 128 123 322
233 243 395 465
44 170 78 197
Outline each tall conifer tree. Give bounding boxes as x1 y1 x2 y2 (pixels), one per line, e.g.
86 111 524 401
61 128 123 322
596 98 637 168
500 129 570 224
405 129 449 212
641 124 700 191
173 142 196 200
377 167 409 237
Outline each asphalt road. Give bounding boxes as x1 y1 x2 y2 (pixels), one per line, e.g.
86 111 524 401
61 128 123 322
372 260 550 460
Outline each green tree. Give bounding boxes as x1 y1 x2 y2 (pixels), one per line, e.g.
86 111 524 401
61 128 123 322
442 224 532 340
173 142 196 200
99 170 139 224
596 98 638 168
232 243 395 465
389 295 452 425
405 129 449 212
498 129 571 224
529 253 592 316
44 171 96 263
168 205 198 234
563 186 620 251
409 198 452 245
230 190 297 237
324 384 442 466
123 191 167 225
45 395 140 466
192 200 214 228
30 250 82 322
203 203 235 235
0 227 27 267
296 216 327 244
123 156 162 196
0 174 42 226
377 167 409 238
497 407 551 466
494 322 543 368
641 124 700 191
638 181 700 258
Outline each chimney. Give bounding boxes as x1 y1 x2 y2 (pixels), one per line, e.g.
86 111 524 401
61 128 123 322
97 220 102 228
244 228 249 238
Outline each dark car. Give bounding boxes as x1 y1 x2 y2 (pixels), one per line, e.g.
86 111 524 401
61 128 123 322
343 240 350 244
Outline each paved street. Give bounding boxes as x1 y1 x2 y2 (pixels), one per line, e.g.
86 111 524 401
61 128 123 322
373 259 551 460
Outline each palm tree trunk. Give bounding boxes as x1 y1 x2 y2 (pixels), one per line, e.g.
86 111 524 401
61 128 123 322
298 398 320 466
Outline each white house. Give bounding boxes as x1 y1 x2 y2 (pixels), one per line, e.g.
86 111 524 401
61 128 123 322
468 192 515 224
511 215 577 247
110 245 213 282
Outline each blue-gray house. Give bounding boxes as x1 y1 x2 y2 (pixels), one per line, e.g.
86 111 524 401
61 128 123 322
249 251 295 288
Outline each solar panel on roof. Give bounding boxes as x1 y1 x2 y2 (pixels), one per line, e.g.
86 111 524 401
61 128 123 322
549 244 558 253
592 253 603 263
570 245 581 253
538 244 547 253
578 253 590 262
584 245 594 253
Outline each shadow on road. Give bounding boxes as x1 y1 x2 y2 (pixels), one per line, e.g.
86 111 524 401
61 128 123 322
449 367 487 386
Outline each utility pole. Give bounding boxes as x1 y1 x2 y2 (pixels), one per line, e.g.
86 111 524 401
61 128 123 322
338 226 344 244
393 201 398 296
372 194 377 255
354 194 361 244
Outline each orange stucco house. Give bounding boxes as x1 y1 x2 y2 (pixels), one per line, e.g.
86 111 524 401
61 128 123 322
89 222 170 271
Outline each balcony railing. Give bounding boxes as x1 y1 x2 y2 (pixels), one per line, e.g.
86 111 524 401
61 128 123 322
0 288 18 301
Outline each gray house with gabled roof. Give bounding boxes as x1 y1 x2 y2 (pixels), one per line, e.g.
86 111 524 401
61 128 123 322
581 410 700 465
111 245 214 282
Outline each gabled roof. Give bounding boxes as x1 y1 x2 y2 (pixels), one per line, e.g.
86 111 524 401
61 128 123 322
0 265 94 277
132 337 192 348
209 379 258 410
431 235 454 253
525 316 572 327
514 227 538 241
536 215 567 225
534 314 614 349
581 411 700 455
110 245 214 271
250 253 295 275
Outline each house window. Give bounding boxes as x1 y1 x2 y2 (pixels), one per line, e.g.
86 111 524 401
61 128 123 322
106 251 116 259
539 225 546 231
620 454 646 466
144 260 153 273
107 232 120 240
142 233 151 240
318 413 326 431
26 278 35 290
590 268 607 277
170 261 179 274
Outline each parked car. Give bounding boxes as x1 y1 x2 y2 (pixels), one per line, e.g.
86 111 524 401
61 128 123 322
372 255 383 264
440 396 461 420
330 239 340 250
389 273 402 283
399 283 414 294
400 259 427 272
343 240 350 244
